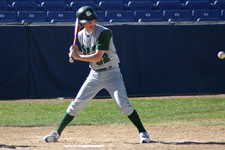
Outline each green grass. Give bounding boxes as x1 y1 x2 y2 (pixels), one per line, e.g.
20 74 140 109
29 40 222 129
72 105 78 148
0 97 224 126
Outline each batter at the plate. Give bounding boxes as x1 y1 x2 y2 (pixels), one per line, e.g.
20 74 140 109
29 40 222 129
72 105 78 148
44 6 150 144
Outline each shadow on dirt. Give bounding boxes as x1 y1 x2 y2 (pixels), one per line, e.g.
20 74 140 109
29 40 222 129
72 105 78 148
0 144 36 149
156 141 225 145
124 141 225 145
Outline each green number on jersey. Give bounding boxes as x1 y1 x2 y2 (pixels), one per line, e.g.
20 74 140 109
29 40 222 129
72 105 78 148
96 53 110 65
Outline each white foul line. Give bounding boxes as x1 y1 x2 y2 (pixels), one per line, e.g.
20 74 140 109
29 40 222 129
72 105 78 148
64 145 104 148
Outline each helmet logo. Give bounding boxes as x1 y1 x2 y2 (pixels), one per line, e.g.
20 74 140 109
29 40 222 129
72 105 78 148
86 11 92 17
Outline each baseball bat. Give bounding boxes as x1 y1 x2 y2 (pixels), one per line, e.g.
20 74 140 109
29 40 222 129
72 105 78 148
69 17 80 63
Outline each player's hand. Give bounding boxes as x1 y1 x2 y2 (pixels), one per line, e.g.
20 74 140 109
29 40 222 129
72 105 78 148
69 45 79 60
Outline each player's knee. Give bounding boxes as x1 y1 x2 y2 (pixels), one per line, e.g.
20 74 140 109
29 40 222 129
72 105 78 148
67 104 81 116
66 99 86 116
119 105 134 116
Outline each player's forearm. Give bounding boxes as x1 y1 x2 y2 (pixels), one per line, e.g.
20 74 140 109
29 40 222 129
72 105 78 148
74 52 102 62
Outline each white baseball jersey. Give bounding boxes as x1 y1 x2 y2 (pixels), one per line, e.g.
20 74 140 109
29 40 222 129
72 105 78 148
67 24 134 117
78 24 120 70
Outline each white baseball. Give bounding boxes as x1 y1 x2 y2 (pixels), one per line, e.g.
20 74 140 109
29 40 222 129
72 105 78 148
218 51 225 59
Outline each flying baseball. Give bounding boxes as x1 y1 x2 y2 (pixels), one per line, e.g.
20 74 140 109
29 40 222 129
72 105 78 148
218 51 225 59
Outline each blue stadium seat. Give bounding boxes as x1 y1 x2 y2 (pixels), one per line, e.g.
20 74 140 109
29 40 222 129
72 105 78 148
183 0 211 2
124 0 152 4
222 9 225 20
134 10 163 21
38 0 66 3
183 0 215 3
182 0 215 3
18 11 47 23
153 0 179 0
179 0 186 3
12 2 37 11
0 11 17 22
8 0 37 4
96 11 105 22
128 1 154 11
70 2 96 12
0 1 8 11
98 1 124 11
105 10 135 22
47 11 75 22
214 1 225 10
96 0 124 5
156 1 182 10
41 2 67 11
152 0 182 3
185 1 211 10
163 10 192 21
193 10 222 21
67 0 94 2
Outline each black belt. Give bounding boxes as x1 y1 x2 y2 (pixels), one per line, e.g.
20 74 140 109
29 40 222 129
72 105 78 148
94 66 112 71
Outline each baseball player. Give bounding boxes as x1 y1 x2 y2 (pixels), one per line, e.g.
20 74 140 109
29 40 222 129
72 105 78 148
44 6 150 144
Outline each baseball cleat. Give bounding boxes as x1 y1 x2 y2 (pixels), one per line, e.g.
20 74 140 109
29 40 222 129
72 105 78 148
44 131 60 142
139 132 150 144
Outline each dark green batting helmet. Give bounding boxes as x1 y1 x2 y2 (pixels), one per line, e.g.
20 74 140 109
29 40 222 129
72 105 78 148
76 6 98 24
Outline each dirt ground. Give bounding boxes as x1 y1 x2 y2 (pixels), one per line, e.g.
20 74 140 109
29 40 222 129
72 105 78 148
1 95 225 150
0 124 225 150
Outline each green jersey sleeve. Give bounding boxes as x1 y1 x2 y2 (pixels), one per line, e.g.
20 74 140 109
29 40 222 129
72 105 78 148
96 30 112 51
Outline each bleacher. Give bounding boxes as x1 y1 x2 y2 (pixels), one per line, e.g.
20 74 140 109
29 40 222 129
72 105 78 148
0 0 225 23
